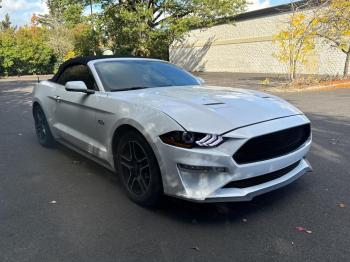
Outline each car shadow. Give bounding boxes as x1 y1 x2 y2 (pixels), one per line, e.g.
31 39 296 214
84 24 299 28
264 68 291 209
155 182 306 224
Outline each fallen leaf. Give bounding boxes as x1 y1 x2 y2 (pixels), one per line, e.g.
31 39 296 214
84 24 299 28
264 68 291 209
242 218 248 222
18 133 22 136
339 203 346 208
330 138 337 145
296 226 312 234
190 246 200 252
49 200 57 204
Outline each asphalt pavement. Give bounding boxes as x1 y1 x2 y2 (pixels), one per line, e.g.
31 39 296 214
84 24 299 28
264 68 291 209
0 76 349 262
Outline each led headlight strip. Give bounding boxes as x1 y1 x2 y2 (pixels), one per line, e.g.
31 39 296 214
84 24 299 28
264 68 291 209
196 134 223 147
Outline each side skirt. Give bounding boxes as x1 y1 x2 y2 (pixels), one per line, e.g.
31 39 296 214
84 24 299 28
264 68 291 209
57 138 115 172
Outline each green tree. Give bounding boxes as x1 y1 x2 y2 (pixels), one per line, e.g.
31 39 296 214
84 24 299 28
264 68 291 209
0 26 54 76
47 24 75 67
15 27 55 74
0 29 16 75
39 0 86 27
37 1 85 67
37 0 102 66
73 21 101 55
101 0 246 59
1 14 12 31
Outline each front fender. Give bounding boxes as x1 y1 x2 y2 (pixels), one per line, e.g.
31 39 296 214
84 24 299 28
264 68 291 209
107 107 184 173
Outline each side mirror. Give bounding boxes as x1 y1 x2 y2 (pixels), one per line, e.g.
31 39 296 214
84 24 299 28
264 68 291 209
196 77 205 85
65 81 94 94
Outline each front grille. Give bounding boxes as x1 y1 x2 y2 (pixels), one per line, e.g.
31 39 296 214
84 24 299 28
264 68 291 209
233 124 311 164
223 161 300 188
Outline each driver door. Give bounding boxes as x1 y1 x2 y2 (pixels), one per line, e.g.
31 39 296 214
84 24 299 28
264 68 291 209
53 65 101 154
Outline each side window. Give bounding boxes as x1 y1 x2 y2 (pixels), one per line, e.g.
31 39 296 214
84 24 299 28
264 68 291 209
57 67 74 86
57 65 98 91
71 65 97 90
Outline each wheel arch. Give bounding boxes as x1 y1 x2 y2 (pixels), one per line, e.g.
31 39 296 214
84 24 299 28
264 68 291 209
109 120 165 180
32 98 48 117
109 113 180 165
108 111 184 189
111 124 143 158
32 100 42 115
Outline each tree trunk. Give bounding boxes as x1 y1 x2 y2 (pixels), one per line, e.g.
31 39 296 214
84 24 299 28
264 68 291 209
163 46 170 61
291 68 296 81
343 51 350 78
291 59 297 81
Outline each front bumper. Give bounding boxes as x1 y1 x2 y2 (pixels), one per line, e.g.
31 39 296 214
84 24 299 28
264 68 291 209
155 114 312 202
203 159 311 202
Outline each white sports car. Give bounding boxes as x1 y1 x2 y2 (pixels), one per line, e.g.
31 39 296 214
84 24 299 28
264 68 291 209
32 56 312 206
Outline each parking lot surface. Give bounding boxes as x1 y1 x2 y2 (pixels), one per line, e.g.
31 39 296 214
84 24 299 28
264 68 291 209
0 75 349 262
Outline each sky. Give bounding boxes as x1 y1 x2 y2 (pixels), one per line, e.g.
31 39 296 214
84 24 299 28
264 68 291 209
0 0 292 27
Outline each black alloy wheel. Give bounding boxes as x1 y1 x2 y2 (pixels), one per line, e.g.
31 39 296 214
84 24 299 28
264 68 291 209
116 131 163 207
33 106 55 147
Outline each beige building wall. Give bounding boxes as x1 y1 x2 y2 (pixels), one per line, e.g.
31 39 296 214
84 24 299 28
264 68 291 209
170 10 346 75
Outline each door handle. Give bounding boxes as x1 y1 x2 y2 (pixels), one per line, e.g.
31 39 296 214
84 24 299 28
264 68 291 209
54 95 61 103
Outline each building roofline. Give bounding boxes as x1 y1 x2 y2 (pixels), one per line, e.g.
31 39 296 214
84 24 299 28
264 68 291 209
214 0 321 25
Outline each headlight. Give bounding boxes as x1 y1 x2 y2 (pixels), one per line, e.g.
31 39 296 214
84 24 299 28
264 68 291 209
159 131 224 148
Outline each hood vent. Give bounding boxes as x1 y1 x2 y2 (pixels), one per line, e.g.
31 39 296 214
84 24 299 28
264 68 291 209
203 102 225 106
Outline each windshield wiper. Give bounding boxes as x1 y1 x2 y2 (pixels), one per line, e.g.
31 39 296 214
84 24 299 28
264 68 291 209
109 86 150 92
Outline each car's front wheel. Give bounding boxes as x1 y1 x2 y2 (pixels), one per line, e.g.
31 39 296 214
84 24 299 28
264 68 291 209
116 131 163 207
33 105 55 147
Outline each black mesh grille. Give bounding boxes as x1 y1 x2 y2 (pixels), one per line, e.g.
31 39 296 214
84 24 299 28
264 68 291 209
233 124 311 164
223 161 300 189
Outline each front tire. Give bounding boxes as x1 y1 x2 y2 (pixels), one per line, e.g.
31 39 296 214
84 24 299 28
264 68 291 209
33 105 55 148
116 131 163 207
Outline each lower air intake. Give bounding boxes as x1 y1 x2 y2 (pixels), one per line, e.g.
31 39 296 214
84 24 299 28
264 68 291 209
223 161 300 188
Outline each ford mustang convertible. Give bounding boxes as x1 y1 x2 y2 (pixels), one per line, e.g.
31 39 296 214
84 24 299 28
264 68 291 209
32 56 312 206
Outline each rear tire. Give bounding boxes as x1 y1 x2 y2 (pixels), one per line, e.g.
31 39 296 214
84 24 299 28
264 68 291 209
33 105 55 148
116 131 163 207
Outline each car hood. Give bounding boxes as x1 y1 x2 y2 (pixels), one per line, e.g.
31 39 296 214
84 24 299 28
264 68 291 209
109 85 303 134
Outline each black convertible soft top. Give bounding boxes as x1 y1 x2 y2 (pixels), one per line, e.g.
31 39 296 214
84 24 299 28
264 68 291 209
51 55 146 82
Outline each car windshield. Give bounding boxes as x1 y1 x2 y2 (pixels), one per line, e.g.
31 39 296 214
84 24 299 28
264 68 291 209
94 60 200 91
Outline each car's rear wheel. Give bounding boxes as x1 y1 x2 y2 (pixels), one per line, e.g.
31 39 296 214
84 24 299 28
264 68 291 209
33 105 55 147
116 131 163 207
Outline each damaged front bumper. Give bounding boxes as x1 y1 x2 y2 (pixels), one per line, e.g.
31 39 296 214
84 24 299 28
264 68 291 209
155 114 312 202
